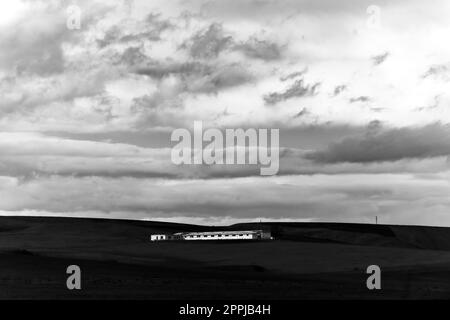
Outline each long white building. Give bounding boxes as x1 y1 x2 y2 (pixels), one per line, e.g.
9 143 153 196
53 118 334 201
150 230 272 241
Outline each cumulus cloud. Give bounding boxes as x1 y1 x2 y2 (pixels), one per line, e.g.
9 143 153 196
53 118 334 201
178 17 287 65
181 22 283 62
422 63 450 80
134 61 206 79
293 107 309 119
182 23 233 59
0 69 112 117
281 68 308 82
264 79 320 105
372 52 389 66
349 96 370 103
135 61 253 93
97 13 173 48
234 37 283 60
187 63 253 93
333 85 347 96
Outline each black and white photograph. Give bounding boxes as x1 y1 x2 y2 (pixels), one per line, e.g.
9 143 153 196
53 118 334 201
0 0 450 310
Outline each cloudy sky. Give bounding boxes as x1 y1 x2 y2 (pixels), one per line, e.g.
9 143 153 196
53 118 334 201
1 0 450 226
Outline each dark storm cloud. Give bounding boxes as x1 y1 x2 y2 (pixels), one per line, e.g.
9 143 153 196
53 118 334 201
366 119 383 133
349 96 370 103
97 13 173 48
234 37 283 60
130 93 184 129
333 85 347 96
306 123 450 163
264 79 320 105
132 91 181 112
181 22 283 62
182 23 233 59
134 61 208 79
117 46 149 67
280 68 308 81
189 63 253 93
1 126 449 188
293 107 309 119
372 52 389 66
0 161 179 180
134 60 253 93
120 24 279 96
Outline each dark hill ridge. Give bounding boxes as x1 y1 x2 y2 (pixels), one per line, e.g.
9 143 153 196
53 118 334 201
1 216 450 299
0 216 449 250
232 222 450 250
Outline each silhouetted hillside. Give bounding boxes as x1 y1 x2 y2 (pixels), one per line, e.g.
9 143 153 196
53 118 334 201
1 216 450 299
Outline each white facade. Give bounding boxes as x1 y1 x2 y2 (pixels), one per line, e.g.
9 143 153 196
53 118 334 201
181 231 257 240
150 230 272 241
150 234 168 241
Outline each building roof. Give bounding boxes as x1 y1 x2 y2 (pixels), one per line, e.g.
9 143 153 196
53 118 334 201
174 230 265 236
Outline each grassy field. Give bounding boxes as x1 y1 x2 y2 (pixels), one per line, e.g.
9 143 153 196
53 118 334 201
0 216 450 299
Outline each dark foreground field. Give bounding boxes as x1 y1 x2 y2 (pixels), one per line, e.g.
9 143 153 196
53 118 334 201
0 216 450 299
